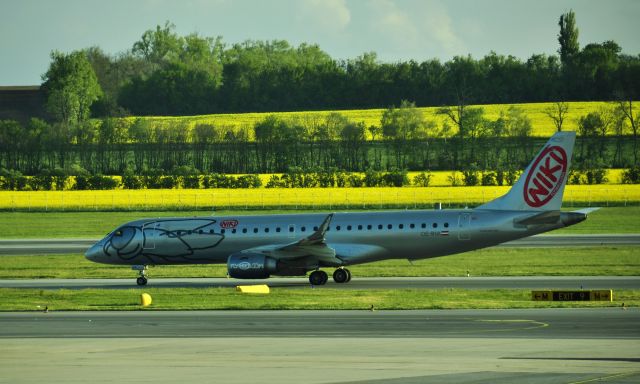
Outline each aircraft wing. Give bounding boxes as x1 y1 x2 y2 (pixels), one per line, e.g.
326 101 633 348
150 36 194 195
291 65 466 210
240 213 343 266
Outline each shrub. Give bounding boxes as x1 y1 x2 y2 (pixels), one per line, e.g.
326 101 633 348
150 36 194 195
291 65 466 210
183 175 201 189
88 174 120 190
236 175 262 188
412 172 432 187
364 169 382 187
481 171 497 186
622 166 640 184
123 174 143 189
382 169 409 187
348 174 364 187
31 171 54 191
447 172 461 186
569 170 584 185
584 168 608 184
265 175 285 188
0 169 28 190
462 165 480 186
316 171 336 187
159 176 177 189
74 175 90 190
505 169 520 185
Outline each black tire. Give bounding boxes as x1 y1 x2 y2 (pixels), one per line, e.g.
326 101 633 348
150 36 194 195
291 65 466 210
345 268 352 282
333 269 348 283
309 270 328 285
320 271 328 285
136 276 148 286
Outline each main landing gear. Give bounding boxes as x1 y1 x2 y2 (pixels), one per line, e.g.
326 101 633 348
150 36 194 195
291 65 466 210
133 265 148 286
308 268 351 285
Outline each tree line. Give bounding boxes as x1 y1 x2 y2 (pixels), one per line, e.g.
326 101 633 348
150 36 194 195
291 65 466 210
41 11 640 120
0 101 638 177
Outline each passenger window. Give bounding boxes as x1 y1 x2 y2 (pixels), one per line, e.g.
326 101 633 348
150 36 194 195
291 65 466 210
265 228 269 233
399 224 404 229
289 227 294 232
421 223 426 229
254 228 258 233
221 229 226 234
242 228 247 234
347 225 352 231
301 226 306 232
313 226 318 231
336 225 341 231
232 229 236 234
209 229 215 234
432 223 438 228
276 227 281 233
367 225 372 230
378 224 383 230
410 223 415 229
444 223 449 228
358 225 363 230
387 224 392 230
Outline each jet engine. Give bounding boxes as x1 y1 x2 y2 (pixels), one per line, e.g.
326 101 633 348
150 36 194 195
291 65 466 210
227 253 279 279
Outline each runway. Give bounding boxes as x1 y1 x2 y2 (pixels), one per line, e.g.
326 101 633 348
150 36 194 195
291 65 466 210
1 309 638 383
1 234 640 255
1 276 638 290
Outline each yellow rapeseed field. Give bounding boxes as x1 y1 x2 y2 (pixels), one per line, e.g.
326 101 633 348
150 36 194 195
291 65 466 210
120 101 623 140
1 185 638 211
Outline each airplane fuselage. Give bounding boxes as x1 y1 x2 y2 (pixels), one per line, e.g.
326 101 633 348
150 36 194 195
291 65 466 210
85 209 583 268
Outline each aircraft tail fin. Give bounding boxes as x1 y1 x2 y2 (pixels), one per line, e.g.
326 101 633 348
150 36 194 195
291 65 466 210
478 131 576 211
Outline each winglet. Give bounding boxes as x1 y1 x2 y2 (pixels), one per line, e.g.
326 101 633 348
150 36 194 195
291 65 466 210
298 213 334 246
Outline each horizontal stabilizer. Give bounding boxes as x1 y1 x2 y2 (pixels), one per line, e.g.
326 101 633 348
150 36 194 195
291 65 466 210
514 210 561 225
572 207 601 215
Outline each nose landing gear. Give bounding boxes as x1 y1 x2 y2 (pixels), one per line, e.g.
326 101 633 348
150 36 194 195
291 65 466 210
132 265 148 286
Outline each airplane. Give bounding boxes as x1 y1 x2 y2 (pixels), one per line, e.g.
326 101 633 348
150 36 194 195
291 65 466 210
85 131 593 286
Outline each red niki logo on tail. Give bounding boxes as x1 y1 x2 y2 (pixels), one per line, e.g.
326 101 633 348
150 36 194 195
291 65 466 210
523 145 568 208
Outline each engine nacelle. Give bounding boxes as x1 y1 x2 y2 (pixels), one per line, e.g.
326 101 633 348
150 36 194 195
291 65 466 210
227 253 279 279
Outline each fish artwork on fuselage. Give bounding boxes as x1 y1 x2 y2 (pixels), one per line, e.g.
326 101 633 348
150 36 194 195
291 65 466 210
103 219 224 263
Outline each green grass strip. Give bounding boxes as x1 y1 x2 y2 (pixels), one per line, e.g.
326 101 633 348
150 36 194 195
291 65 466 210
2 287 637 311
2 247 638 279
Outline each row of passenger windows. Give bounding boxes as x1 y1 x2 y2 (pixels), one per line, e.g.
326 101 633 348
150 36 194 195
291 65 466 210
190 221 450 235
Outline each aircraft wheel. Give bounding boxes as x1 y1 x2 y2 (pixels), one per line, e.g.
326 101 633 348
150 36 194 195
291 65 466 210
309 270 328 285
345 268 352 282
136 276 148 286
333 268 349 283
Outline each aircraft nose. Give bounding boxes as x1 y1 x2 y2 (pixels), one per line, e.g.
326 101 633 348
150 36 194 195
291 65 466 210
84 243 103 261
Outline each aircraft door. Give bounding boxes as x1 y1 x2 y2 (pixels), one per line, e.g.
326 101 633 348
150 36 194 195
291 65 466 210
143 222 158 249
458 213 471 240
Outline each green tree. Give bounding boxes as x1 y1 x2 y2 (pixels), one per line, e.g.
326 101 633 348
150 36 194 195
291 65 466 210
382 100 428 169
544 101 569 132
558 10 580 67
42 51 103 124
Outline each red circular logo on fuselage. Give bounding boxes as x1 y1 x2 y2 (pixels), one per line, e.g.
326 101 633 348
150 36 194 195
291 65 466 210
523 145 568 208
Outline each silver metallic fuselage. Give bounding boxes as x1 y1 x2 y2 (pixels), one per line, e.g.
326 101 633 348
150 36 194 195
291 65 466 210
85 209 583 268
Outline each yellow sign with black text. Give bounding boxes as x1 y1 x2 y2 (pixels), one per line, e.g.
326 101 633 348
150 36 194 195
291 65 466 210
531 290 612 302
